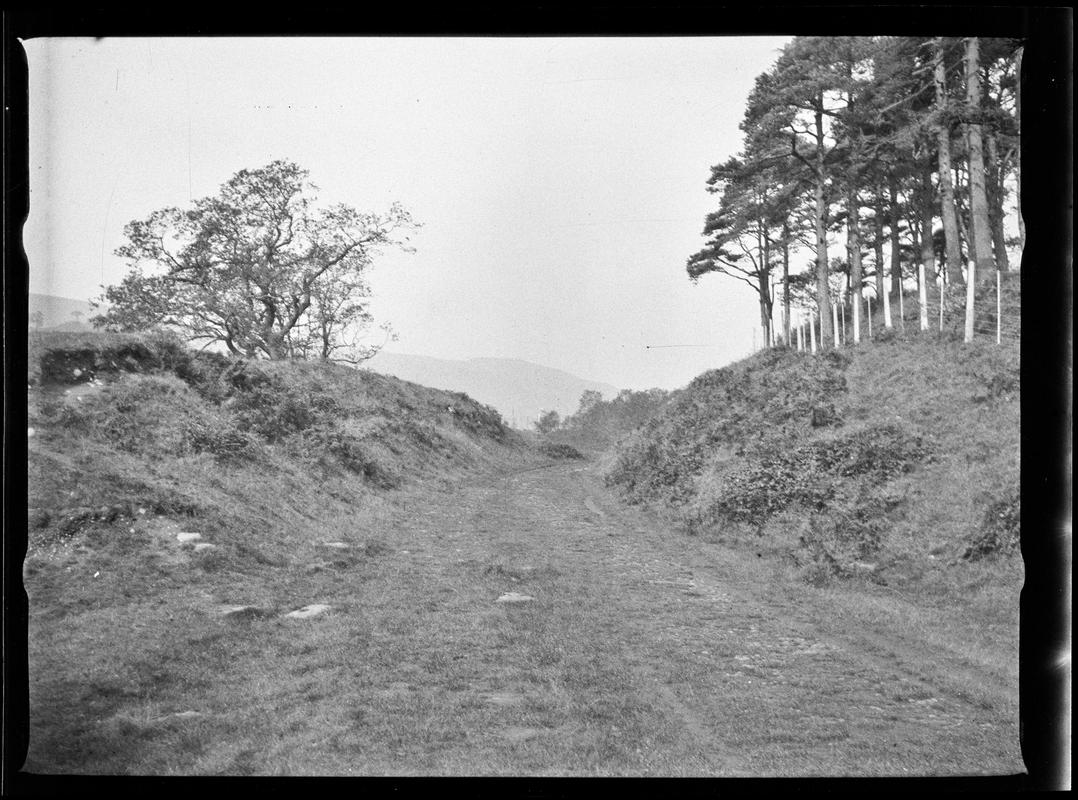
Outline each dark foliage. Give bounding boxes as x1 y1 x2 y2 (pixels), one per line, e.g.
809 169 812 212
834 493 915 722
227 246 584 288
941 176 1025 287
963 490 1021 560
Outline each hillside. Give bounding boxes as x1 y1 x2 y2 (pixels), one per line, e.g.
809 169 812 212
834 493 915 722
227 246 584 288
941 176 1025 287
601 334 1021 590
362 351 619 428
28 293 98 330
19 330 1026 778
26 331 522 566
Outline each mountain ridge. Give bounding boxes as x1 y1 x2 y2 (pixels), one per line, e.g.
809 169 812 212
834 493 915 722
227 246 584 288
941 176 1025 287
362 350 620 428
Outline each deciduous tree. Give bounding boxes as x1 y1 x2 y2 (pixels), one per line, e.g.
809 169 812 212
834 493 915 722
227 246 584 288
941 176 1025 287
93 160 417 362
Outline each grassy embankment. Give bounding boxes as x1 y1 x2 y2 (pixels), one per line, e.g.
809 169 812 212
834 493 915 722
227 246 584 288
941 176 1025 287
20 288 1023 776
23 330 525 774
585 277 1022 599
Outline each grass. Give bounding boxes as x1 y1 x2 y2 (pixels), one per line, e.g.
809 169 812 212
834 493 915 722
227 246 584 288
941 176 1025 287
19 330 1024 777
603 331 1021 592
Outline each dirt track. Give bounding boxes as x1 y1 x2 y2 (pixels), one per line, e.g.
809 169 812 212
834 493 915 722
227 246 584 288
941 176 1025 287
371 456 1024 776
23 453 1023 777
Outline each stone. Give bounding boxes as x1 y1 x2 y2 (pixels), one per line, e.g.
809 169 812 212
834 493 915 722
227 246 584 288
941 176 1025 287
284 604 331 619
321 542 351 549
501 726 542 743
193 543 217 552
484 692 524 707
218 604 265 619
496 592 534 604
176 532 202 544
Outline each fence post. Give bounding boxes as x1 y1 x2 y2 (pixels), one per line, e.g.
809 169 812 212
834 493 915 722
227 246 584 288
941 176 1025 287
918 263 929 331
996 269 1002 345
852 290 861 344
832 301 840 348
939 278 945 333
882 268 893 328
809 310 817 354
964 260 976 343
867 295 873 339
898 275 905 332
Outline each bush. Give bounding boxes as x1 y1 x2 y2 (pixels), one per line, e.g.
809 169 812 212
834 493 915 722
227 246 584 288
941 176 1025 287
222 362 343 442
538 442 585 460
963 490 1021 560
605 348 851 507
689 424 930 530
535 410 561 434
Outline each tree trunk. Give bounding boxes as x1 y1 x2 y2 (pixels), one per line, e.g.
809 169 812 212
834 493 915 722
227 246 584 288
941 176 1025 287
873 189 886 303
757 270 772 346
813 101 833 349
888 176 903 298
985 127 1011 271
935 38 965 285
1015 45 1024 252
918 171 935 333
965 36 996 283
782 222 791 346
847 186 864 343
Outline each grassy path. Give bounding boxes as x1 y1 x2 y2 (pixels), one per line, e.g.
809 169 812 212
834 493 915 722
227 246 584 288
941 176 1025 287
24 455 1022 776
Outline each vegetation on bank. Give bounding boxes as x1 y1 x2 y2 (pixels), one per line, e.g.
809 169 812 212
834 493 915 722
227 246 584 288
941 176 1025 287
27 330 519 558
583 331 1021 587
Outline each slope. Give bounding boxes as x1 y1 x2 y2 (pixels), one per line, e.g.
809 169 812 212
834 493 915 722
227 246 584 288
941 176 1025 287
363 351 619 426
603 333 1022 592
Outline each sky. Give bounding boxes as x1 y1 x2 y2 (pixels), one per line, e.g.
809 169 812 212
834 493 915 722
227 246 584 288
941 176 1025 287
24 36 792 391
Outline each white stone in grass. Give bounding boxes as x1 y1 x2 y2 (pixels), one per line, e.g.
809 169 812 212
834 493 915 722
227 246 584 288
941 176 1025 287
193 543 217 552
218 604 257 617
176 532 202 543
495 592 534 604
321 541 351 549
161 710 203 721
285 604 331 619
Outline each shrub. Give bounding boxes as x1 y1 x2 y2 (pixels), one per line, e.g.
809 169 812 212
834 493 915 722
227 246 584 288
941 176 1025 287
538 442 585 460
963 490 1021 560
222 362 343 442
535 410 561 434
688 424 930 530
605 348 851 507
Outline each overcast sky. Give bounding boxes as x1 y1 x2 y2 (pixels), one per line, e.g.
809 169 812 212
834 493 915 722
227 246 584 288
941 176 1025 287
24 36 791 390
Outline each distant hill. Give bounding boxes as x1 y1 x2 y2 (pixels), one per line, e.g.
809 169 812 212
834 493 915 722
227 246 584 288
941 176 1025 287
28 293 99 331
362 351 620 428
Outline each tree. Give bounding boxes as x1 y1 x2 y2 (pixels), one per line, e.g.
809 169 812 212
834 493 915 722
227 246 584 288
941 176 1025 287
576 390 604 416
535 410 561 434
933 38 966 286
687 155 784 345
964 37 996 285
749 37 855 349
93 160 417 362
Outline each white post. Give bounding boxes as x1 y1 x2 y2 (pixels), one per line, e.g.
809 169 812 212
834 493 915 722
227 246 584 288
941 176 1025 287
882 267 893 329
852 289 861 344
867 295 873 339
996 269 1002 345
809 310 817 354
940 277 945 332
964 260 976 343
918 262 929 331
832 301 840 348
839 299 845 344
898 274 905 331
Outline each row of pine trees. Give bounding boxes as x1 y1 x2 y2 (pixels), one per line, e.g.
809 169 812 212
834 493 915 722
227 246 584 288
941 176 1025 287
688 36 1022 348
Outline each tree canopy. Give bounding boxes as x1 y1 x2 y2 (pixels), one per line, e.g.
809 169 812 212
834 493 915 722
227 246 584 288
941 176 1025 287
94 160 418 362
689 36 1022 347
